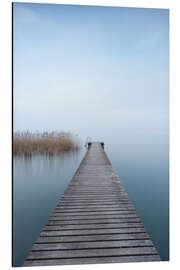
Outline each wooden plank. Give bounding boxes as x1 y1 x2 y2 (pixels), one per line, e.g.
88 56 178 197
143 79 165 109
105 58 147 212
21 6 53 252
57 202 133 207
62 195 129 199
40 228 146 237
36 232 150 243
51 213 138 219
58 201 132 205
26 246 158 260
47 218 141 225
67 185 122 187
65 187 125 190
63 193 127 196
66 189 124 191
51 210 136 217
49 214 139 221
44 223 143 231
54 207 135 212
55 204 134 209
24 255 161 266
59 199 131 203
32 239 154 251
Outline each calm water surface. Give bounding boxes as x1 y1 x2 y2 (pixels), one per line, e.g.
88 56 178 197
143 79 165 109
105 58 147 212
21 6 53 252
13 149 85 267
13 137 169 266
105 135 169 262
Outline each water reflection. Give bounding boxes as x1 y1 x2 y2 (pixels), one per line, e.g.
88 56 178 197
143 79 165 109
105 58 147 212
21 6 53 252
14 150 81 176
13 148 85 267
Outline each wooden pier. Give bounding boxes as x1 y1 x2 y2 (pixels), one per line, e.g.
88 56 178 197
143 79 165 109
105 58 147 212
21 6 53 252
24 142 160 266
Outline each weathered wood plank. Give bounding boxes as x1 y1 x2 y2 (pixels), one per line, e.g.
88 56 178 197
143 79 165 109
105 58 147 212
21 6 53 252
51 210 136 217
64 188 125 191
54 207 135 212
24 255 161 266
32 239 153 251
61 195 130 199
60 198 130 201
68 184 123 187
36 232 150 243
57 202 133 207
58 201 132 206
49 214 139 220
44 223 143 231
64 188 126 191
55 205 134 210
40 227 146 237
47 218 141 225
62 195 129 199
27 246 158 260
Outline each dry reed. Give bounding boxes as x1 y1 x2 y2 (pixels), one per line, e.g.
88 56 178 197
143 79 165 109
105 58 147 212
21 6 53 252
13 131 80 156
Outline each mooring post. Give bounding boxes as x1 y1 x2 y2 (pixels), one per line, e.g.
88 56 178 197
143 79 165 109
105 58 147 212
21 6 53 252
88 142 92 149
101 142 104 149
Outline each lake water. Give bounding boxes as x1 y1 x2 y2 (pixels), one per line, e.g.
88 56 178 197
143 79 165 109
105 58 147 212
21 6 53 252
13 137 169 266
13 149 86 267
105 135 169 262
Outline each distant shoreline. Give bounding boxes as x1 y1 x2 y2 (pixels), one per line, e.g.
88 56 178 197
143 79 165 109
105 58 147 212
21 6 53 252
13 131 80 156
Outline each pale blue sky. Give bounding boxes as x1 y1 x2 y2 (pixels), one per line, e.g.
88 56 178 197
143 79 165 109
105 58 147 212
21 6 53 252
13 3 169 144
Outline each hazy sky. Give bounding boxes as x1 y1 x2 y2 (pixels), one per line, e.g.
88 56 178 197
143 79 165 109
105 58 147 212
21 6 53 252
13 3 169 144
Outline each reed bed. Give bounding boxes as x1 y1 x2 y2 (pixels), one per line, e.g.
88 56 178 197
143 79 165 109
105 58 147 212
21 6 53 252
13 131 80 156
